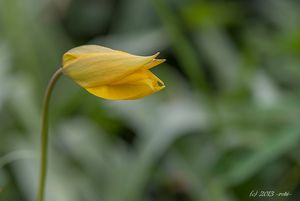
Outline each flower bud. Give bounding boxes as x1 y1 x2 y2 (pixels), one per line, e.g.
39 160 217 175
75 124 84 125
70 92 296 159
62 45 165 100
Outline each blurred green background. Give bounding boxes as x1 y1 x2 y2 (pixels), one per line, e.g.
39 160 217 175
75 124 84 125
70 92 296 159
0 0 300 200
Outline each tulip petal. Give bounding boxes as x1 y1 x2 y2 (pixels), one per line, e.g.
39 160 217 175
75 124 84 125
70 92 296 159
143 59 166 69
63 45 115 66
67 45 115 54
62 52 160 87
85 70 165 100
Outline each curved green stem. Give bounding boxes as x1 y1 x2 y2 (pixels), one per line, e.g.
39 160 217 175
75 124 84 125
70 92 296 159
37 68 63 201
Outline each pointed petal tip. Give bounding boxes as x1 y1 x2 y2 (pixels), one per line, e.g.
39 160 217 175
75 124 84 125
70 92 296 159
150 52 160 59
143 58 166 70
152 53 166 63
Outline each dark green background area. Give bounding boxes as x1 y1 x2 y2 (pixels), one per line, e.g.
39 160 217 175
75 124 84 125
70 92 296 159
0 0 299 201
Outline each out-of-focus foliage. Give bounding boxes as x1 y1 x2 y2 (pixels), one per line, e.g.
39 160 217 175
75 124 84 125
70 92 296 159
0 0 299 201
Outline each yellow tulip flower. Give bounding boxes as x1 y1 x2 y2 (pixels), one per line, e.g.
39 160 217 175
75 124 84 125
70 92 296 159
37 45 166 201
62 45 165 100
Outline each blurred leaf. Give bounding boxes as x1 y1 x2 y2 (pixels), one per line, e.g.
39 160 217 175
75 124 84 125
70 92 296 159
151 0 210 92
221 125 300 186
182 1 240 28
